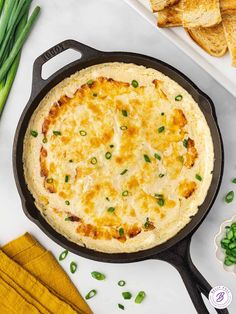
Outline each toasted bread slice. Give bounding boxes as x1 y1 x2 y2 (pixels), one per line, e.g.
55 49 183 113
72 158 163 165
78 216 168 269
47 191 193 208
149 0 179 12
183 0 222 28
185 23 228 57
158 0 183 27
222 10 236 66
220 0 236 11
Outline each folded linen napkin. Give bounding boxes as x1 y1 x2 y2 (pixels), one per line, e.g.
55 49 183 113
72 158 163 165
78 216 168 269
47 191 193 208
0 233 92 314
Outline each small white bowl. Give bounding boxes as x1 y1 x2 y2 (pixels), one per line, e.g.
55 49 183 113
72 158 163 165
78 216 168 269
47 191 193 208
215 214 236 276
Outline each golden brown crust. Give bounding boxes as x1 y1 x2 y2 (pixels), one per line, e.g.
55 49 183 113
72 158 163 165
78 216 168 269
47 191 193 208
185 23 228 57
221 9 236 66
158 0 183 27
150 0 180 12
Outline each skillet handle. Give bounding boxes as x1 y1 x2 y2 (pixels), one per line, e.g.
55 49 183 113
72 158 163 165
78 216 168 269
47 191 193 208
31 39 101 95
153 237 229 314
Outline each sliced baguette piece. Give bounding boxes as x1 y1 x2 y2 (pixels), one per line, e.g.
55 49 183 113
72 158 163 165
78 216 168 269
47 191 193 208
220 0 236 12
183 0 222 28
149 0 179 12
221 10 236 66
185 23 228 57
158 0 183 27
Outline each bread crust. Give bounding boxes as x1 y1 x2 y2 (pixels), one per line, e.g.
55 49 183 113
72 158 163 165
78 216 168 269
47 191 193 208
150 0 179 12
222 10 236 66
158 0 183 27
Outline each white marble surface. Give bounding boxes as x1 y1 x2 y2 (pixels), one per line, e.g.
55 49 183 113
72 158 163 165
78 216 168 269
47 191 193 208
0 1 235 313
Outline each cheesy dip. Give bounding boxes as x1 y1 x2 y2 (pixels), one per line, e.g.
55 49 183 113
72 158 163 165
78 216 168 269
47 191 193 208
23 63 214 253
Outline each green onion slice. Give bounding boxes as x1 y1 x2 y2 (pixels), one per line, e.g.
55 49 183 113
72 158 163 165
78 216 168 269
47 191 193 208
70 261 77 274
107 207 115 213
175 94 183 101
118 280 126 287
42 137 47 143
122 110 128 117
144 154 151 163
93 93 97 97
122 190 129 197
195 174 202 181
65 200 70 205
110 144 114 148
135 291 146 304
30 130 38 137
69 159 73 163
105 152 112 159
161 112 165 116
159 174 164 178
46 178 53 184
154 153 161 160
225 191 234 204
232 178 236 184
118 304 125 310
79 130 87 136
122 292 132 300
106 197 110 201
157 198 165 207
65 175 70 183
119 228 124 237
53 131 61 136
85 289 97 300
91 271 106 280
183 139 188 148
90 157 97 165
87 79 94 86
131 80 139 88
158 126 165 133
59 250 68 261
120 125 128 131
120 169 128 175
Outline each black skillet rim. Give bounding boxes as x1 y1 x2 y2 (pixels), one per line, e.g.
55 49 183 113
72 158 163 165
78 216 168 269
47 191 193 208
13 42 224 263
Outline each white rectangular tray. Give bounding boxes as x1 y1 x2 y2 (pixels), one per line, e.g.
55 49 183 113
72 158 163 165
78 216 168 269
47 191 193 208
124 0 236 98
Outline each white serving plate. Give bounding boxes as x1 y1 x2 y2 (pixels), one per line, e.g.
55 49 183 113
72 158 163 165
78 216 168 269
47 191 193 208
123 0 236 98
215 214 236 276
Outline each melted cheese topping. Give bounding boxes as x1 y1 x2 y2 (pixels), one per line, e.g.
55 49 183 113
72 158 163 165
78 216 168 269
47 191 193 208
23 63 214 253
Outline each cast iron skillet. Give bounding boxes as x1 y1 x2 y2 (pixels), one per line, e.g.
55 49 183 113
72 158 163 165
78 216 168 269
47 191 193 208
13 40 227 314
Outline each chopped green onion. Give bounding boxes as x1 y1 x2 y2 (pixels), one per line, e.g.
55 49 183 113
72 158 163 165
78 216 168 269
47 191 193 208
42 137 47 143
46 178 53 184
59 250 68 261
175 94 183 101
118 280 126 287
232 178 236 184
221 221 236 266
53 130 61 136
30 130 38 137
159 174 164 178
122 292 132 300
65 200 70 206
90 157 97 165
119 228 124 237
195 174 202 181
183 139 188 148
85 289 97 300
91 271 106 281
225 191 234 204
120 125 128 131
106 197 110 201
79 130 87 136
157 198 165 207
144 217 151 229
154 193 163 198
110 144 114 148
144 154 151 163
158 126 165 133
87 79 94 86
69 159 73 163
161 112 165 116
154 153 161 160
122 190 129 197
93 93 97 97
65 175 70 183
131 80 139 88
118 304 124 310
105 152 112 160
70 261 77 274
135 291 146 304
120 169 128 175
107 207 115 213
122 110 128 117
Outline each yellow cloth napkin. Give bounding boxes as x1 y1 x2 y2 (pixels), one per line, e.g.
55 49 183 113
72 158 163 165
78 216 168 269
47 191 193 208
0 233 92 314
